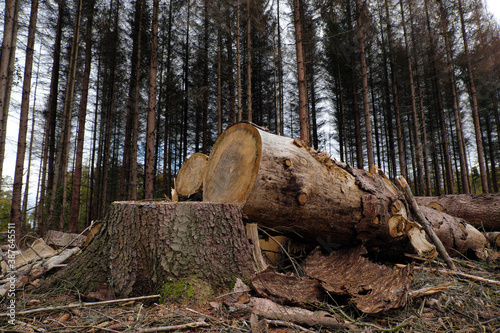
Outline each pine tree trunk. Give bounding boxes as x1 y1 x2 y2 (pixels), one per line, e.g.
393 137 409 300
182 0 191 161
11 0 38 243
384 0 406 179
38 1 63 234
356 0 374 169
0 0 20 188
162 0 173 195
236 0 242 122
437 0 469 194
293 0 310 145
69 0 95 232
400 0 424 195
44 202 255 297
458 0 488 193
246 0 253 122
145 0 159 200
47 0 83 229
408 0 432 196
423 0 454 194
277 0 284 136
217 0 223 135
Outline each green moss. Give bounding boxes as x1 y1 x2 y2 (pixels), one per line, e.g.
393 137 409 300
159 276 214 304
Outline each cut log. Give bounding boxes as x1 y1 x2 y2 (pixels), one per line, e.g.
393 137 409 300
39 202 255 297
203 123 486 258
486 232 500 247
175 152 208 197
415 194 500 231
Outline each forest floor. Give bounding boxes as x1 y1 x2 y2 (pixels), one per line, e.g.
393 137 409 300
1 252 499 333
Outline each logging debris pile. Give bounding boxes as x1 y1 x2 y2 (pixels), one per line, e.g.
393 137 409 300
0 235 499 332
1 122 499 332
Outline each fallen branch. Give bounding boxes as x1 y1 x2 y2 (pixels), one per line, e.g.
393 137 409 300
396 264 500 287
136 321 209 332
0 294 161 317
398 177 456 271
408 282 455 298
266 319 316 332
230 297 346 329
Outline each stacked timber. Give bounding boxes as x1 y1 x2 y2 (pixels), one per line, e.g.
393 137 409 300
196 123 487 259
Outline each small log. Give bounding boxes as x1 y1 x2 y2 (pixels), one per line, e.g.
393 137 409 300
415 194 500 231
175 153 208 197
39 202 255 297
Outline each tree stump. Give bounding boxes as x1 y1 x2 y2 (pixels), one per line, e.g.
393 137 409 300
43 202 255 297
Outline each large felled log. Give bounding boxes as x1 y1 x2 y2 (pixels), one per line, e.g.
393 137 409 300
203 123 486 258
39 202 255 297
175 153 208 198
415 194 500 231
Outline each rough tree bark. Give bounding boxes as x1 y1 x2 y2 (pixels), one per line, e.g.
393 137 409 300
415 194 500 231
203 123 487 258
43 202 255 297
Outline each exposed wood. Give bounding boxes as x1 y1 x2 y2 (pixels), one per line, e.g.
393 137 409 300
415 194 500 231
246 223 268 272
40 202 255 297
399 177 456 270
203 123 483 259
259 235 287 265
419 205 487 259
486 232 500 247
175 153 208 197
44 230 86 248
82 222 101 247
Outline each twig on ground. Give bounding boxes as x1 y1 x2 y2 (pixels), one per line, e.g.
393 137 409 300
135 320 210 332
396 264 500 286
185 306 246 331
409 282 455 298
85 306 132 330
0 294 161 317
266 319 316 332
